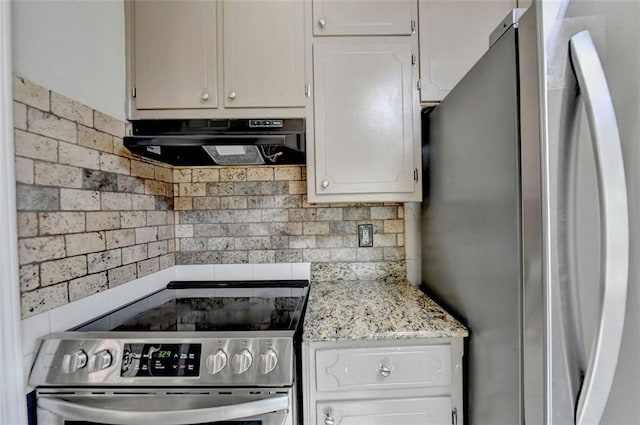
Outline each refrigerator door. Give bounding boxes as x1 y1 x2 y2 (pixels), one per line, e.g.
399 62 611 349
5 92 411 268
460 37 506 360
540 1 640 423
422 20 526 425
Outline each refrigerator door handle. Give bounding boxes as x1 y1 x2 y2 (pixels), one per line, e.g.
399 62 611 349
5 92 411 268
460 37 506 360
569 30 629 425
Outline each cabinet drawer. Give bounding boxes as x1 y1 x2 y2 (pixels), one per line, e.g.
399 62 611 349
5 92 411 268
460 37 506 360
317 397 452 425
315 345 451 392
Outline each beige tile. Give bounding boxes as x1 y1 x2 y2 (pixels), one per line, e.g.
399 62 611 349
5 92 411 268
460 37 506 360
40 255 87 286
19 264 39 292
101 192 132 211
288 180 306 195
18 236 66 265
21 283 68 318
108 264 137 287
113 137 133 159
87 249 122 273
14 129 58 161
120 211 147 228
247 167 274 181
105 229 136 249
135 226 158 244
274 166 302 181
174 197 193 211
132 194 156 210
383 219 404 234
15 157 34 184
68 272 108 302
78 125 113 152
39 212 85 235
60 189 100 211
148 241 168 258
100 152 130 175
303 222 330 235
179 183 206 197
122 244 147 265
173 169 192 183
13 101 27 130
158 225 174 241
59 142 100 170
28 108 76 143
155 166 173 182
220 168 247 182
131 160 155 179
13 76 49 111
175 224 194 238
94 110 125 137
35 162 82 188
144 180 167 196
51 92 93 127
86 212 121 231
17 212 38 237
137 257 160 278
146 211 167 226
192 168 219 182
65 232 106 256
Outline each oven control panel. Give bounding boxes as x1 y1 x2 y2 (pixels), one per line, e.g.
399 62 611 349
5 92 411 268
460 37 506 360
121 344 201 377
29 336 294 387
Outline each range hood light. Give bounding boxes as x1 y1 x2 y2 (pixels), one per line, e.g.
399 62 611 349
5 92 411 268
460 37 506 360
203 145 265 165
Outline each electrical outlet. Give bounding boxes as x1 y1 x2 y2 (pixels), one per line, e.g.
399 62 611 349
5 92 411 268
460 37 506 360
358 224 374 247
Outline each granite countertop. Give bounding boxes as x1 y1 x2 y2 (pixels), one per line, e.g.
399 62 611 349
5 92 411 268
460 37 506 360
302 280 469 342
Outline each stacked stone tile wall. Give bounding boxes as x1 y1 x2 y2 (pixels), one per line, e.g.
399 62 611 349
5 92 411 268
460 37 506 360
173 166 406 277
13 77 175 318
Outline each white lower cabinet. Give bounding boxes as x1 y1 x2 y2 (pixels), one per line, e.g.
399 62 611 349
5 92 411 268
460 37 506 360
303 339 464 425
317 397 452 425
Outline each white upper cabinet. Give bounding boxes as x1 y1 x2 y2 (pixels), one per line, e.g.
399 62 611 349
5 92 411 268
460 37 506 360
133 1 217 110
222 0 305 108
312 38 419 201
419 0 517 102
313 0 413 36
128 0 308 118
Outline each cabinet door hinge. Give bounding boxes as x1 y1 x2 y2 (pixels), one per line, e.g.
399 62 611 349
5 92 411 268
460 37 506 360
411 19 416 34
452 407 458 425
131 87 137 98
305 83 312 98
416 79 422 91
414 168 419 181
411 54 416 66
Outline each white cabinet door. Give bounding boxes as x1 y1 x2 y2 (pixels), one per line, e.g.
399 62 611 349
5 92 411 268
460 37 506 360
316 397 452 425
313 38 418 199
133 0 217 110
223 0 305 108
313 0 413 36
419 0 516 101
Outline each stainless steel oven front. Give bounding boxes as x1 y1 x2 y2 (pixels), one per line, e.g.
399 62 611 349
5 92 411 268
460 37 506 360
29 281 309 425
36 387 295 425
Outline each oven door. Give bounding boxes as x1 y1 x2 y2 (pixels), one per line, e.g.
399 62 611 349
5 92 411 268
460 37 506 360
35 388 294 425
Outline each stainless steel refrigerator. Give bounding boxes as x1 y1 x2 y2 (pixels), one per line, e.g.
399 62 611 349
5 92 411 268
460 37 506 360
421 2 639 424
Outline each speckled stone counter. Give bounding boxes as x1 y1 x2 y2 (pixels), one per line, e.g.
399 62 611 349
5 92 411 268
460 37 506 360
303 280 468 341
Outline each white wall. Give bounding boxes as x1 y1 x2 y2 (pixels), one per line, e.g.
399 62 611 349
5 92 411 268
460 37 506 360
12 0 126 120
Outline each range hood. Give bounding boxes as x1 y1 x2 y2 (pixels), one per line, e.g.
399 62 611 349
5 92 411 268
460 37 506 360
123 118 305 166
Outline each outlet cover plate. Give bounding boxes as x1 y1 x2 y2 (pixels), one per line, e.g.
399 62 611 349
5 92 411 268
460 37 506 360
358 224 374 247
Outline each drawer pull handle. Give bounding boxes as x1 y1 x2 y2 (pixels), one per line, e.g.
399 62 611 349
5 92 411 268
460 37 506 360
378 364 391 377
324 413 335 425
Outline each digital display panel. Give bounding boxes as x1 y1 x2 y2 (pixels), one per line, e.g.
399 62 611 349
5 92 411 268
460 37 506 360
121 343 201 377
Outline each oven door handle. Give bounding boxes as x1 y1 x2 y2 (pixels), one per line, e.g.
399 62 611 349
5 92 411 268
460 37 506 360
38 394 289 425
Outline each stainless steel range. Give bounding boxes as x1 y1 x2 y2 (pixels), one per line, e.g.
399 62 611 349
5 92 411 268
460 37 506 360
28 280 309 425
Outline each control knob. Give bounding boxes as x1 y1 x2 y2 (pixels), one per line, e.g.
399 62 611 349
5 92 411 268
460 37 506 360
89 350 113 372
231 349 253 374
206 349 228 375
62 350 88 374
258 349 278 375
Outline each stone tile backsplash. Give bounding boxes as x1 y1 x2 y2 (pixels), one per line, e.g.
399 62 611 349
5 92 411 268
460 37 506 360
13 76 175 318
13 76 407 319
173 166 406 269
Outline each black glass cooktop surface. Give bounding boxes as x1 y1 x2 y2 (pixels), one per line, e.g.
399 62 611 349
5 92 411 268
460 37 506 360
75 280 309 333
